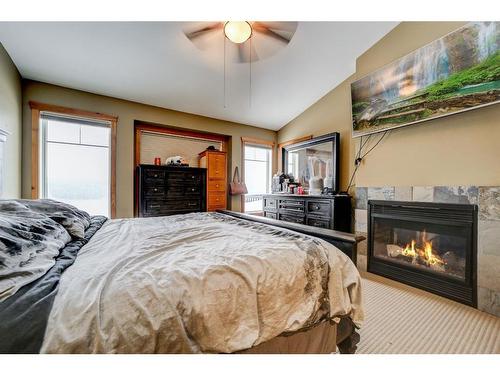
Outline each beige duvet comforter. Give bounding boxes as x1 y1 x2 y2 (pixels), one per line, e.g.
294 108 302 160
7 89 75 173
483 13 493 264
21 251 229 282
41 212 363 353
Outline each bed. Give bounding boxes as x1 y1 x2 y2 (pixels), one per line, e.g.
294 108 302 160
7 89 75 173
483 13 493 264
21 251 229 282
0 199 363 354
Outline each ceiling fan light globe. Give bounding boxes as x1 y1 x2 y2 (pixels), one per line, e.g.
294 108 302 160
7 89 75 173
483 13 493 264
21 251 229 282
224 21 252 44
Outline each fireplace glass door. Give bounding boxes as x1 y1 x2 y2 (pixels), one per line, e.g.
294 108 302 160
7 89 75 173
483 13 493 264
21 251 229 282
368 200 477 306
372 218 469 281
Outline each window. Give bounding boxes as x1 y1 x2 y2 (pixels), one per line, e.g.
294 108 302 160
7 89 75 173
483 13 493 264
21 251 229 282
243 143 273 213
287 151 299 181
40 113 112 217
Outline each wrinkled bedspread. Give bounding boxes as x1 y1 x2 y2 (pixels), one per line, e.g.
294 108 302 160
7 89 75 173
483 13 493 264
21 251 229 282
41 212 363 353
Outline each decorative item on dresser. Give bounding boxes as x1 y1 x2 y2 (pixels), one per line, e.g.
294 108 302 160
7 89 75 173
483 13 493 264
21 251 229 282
199 149 228 211
262 193 352 233
137 165 206 217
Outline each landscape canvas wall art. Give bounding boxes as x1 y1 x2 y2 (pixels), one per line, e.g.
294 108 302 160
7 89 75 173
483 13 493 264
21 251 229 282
351 22 499 137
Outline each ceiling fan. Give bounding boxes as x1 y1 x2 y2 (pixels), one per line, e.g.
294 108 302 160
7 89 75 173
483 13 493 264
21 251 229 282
184 21 298 63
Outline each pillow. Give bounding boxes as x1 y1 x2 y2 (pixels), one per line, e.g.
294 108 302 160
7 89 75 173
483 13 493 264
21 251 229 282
15 199 91 239
0 201 72 302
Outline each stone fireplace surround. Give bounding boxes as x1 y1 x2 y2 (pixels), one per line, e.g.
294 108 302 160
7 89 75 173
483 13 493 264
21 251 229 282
354 186 500 317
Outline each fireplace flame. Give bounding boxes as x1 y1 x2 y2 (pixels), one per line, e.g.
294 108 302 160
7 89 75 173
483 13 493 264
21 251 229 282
402 240 417 257
400 233 445 267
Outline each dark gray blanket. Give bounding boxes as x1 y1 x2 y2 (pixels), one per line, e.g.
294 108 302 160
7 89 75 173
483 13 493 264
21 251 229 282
0 216 107 354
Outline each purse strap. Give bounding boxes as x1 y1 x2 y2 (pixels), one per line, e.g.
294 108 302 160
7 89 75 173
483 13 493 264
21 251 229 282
232 166 241 183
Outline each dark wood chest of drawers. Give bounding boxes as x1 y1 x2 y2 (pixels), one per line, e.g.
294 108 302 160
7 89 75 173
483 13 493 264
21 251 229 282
137 165 207 217
262 194 352 233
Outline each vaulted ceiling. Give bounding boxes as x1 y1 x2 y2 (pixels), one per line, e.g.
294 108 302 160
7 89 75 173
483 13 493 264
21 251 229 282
0 22 397 130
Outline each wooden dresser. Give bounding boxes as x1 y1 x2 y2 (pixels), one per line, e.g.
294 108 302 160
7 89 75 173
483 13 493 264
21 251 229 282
137 165 206 217
262 193 352 233
199 150 227 211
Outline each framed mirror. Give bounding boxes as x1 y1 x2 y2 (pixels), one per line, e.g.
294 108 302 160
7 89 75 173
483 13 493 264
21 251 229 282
282 132 340 194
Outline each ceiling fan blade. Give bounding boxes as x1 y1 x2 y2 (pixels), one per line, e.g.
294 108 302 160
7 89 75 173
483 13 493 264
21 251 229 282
237 42 259 63
252 22 292 44
258 21 298 33
185 22 222 41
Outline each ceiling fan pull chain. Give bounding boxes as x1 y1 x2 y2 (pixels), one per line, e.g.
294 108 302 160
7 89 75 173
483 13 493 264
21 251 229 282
223 31 227 109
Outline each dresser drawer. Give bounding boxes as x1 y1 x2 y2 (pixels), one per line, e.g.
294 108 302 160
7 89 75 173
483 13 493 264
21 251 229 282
167 171 202 185
144 185 165 197
208 180 225 192
168 200 201 211
307 217 331 229
208 154 225 179
279 213 305 224
263 197 277 210
166 185 202 197
144 200 166 216
144 170 165 184
264 211 277 220
208 192 226 207
144 200 201 216
208 204 225 212
279 199 305 214
307 200 331 217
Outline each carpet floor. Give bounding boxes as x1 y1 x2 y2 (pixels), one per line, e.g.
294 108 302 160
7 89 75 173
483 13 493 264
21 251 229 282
357 272 500 354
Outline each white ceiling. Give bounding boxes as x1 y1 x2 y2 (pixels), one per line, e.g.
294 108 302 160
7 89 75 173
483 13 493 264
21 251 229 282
0 22 397 130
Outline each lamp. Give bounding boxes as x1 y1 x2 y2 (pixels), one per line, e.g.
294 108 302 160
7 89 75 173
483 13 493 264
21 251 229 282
224 21 252 44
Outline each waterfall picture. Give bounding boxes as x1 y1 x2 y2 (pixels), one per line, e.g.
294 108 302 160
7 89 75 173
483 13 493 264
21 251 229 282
351 22 500 137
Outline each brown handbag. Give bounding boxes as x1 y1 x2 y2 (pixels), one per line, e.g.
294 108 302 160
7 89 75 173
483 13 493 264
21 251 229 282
229 166 248 195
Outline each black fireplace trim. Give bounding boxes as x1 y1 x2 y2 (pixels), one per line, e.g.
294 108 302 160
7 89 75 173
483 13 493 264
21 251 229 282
367 200 478 307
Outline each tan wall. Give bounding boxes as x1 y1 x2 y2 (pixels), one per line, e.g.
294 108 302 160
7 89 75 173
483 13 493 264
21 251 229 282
277 77 354 192
0 43 22 198
278 22 500 190
22 80 277 217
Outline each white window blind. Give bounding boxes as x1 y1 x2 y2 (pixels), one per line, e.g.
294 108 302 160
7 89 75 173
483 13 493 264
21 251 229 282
243 144 272 213
40 113 111 217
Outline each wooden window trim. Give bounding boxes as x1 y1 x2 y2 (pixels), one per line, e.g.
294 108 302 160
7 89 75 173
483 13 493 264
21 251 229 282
29 101 118 218
240 137 276 213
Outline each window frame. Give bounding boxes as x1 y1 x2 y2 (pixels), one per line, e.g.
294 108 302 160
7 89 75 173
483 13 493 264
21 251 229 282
240 137 275 213
30 101 118 218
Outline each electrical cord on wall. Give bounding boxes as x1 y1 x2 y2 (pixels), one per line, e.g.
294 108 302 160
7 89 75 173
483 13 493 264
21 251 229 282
360 130 389 159
344 130 389 194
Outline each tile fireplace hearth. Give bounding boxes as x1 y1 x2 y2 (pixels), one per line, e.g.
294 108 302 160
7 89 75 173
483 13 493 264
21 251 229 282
355 185 500 316
368 200 477 306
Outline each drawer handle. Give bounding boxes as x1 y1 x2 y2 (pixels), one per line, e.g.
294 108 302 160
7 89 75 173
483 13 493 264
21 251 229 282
154 174 158 178
192 176 195 179
153 188 158 192
215 184 219 188
150 205 161 209
314 205 320 210
188 203 197 206
191 188 195 192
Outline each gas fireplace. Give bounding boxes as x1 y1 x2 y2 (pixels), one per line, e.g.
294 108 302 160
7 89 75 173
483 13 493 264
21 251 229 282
368 200 477 306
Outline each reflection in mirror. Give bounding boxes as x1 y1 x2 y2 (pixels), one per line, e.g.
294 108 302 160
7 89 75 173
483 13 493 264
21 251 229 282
283 133 339 194
287 143 334 190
